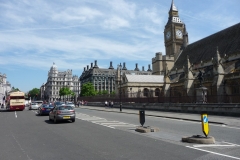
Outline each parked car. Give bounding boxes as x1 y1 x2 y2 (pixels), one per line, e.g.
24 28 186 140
66 102 75 108
54 101 65 107
29 103 39 110
34 100 43 107
49 105 75 123
38 104 54 116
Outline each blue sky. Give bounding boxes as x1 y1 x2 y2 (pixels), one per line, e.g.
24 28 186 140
0 0 239 93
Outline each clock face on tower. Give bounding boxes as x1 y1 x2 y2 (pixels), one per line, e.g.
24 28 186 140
176 29 183 38
166 31 171 40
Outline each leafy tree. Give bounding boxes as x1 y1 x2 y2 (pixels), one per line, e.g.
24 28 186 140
96 90 108 95
28 88 40 100
110 91 116 95
59 87 71 96
80 82 96 97
11 87 20 92
59 87 74 100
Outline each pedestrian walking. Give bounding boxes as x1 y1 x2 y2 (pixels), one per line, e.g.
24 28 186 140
105 101 108 107
108 101 111 108
111 101 114 108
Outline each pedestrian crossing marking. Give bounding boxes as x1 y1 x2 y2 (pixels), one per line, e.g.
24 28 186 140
76 113 137 129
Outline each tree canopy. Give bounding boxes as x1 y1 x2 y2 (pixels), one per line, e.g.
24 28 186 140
11 87 20 92
59 87 75 97
80 82 96 97
28 88 40 99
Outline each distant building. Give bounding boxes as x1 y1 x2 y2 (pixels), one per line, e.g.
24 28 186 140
43 63 80 101
120 74 164 98
0 73 11 104
79 60 152 95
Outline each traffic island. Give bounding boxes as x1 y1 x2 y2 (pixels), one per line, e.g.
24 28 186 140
135 126 160 133
182 135 215 144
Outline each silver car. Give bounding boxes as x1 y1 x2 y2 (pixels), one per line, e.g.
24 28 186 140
29 103 39 110
66 102 75 108
49 105 75 123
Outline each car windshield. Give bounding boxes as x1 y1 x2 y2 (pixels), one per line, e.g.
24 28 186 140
58 106 73 110
31 103 37 105
55 102 65 105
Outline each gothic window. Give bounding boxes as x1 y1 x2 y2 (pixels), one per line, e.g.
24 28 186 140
155 88 160 96
143 88 149 97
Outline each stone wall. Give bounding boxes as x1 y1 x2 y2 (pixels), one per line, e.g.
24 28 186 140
86 102 240 117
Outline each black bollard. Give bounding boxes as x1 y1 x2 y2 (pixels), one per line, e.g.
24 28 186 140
139 110 145 126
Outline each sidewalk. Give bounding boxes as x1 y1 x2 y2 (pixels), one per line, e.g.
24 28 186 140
78 105 240 128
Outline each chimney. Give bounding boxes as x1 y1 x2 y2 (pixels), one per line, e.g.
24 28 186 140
109 61 114 69
91 63 93 69
87 65 89 70
147 64 152 72
93 60 99 68
142 66 145 71
134 63 139 71
84 67 86 72
122 62 127 70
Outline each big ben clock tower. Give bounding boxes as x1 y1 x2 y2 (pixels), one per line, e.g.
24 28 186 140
164 0 188 60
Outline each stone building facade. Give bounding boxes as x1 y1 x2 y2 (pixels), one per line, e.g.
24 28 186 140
0 73 11 104
42 63 80 101
152 1 240 103
79 60 152 95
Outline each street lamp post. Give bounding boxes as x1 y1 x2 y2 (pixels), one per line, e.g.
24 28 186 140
119 63 122 112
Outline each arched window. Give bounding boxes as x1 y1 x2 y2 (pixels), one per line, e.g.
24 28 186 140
143 88 149 97
155 88 160 96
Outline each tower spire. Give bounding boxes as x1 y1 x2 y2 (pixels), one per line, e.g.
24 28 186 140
168 0 182 24
170 0 178 11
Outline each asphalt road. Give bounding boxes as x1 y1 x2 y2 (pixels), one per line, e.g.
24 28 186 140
0 108 239 160
75 107 240 144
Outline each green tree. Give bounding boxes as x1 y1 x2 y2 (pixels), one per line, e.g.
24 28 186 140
96 90 108 95
59 87 70 96
11 87 20 92
28 88 40 100
59 87 74 100
80 82 96 97
110 91 116 95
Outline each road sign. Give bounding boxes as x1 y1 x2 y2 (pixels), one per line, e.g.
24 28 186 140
139 110 145 126
201 113 209 137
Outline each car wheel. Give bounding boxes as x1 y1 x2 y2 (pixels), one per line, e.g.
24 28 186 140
72 119 75 123
54 117 58 123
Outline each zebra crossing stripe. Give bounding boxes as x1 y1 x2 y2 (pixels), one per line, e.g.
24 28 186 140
76 113 137 129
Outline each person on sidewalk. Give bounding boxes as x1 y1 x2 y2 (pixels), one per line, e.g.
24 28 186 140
105 101 108 107
111 101 113 108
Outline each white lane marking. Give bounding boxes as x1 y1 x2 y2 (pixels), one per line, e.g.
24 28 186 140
222 141 240 146
77 113 136 129
109 124 137 127
15 111 17 118
221 125 240 130
193 144 239 148
92 121 118 124
12 133 32 160
101 125 115 129
186 146 240 160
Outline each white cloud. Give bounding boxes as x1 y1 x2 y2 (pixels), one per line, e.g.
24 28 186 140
107 0 136 19
102 16 130 29
139 8 163 25
51 7 103 23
